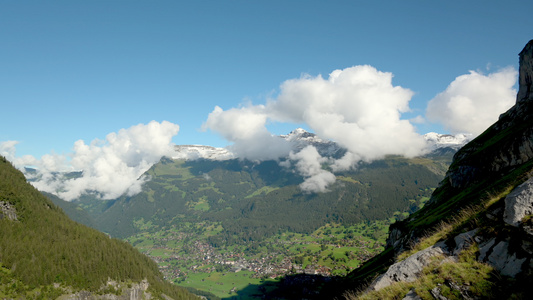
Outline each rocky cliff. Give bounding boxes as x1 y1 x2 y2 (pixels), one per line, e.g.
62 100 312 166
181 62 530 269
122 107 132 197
59 280 156 300
0 200 18 220
349 40 533 299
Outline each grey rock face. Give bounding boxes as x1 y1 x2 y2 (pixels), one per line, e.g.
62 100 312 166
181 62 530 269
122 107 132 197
369 242 448 291
402 289 422 300
478 238 497 261
430 286 449 300
62 280 153 300
478 238 527 278
486 240 527 277
386 226 405 249
0 201 18 221
504 177 533 226
452 229 478 256
517 40 533 103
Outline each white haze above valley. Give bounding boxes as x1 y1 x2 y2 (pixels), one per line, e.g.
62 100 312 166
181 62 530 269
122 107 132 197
0 65 517 200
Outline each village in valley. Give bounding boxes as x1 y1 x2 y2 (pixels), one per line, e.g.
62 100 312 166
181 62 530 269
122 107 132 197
127 221 387 286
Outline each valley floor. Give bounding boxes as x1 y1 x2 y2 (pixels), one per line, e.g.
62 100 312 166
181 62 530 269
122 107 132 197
126 221 389 298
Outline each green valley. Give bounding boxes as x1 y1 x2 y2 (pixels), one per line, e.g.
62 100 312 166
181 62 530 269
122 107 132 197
126 221 388 298
57 152 453 298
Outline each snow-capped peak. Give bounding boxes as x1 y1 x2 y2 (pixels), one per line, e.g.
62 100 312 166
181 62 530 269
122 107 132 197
423 132 472 150
281 128 345 157
281 128 323 142
172 145 234 160
171 130 472 161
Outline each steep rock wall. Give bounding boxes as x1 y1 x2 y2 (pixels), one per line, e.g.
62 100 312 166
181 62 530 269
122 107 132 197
387 40 533 254
443 40 533 190
374 40 533 298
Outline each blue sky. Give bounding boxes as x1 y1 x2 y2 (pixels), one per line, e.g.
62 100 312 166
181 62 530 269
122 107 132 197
1 0 531 160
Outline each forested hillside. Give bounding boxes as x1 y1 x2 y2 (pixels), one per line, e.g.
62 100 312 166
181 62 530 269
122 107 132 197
78 155 449 241
0 156 197 299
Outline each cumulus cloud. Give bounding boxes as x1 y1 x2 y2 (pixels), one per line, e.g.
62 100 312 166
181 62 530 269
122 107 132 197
10 121 180 201
426 68 517 136
204 65 428 192
203 105 292 160
0 140 41 167
268 65 428 161
0 140 18 159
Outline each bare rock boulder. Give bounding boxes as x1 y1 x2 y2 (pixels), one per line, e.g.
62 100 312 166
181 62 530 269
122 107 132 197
504 177 533 227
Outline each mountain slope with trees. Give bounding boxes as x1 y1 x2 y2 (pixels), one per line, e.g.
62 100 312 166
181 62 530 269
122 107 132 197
76 155 450 242
55 150 454 298
0 156 197 299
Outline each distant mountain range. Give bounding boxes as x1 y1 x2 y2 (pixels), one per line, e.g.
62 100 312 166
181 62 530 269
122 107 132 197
173 129 471 161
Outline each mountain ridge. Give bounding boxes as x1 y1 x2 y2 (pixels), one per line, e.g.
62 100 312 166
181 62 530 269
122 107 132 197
342 39 533 300
172 129 471 161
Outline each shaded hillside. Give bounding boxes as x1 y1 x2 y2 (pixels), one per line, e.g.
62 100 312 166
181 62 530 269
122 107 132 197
342 40 533 299
0 156 197 299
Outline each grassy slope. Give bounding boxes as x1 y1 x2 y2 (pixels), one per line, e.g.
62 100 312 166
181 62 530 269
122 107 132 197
346 188 532 299
342 101 533 299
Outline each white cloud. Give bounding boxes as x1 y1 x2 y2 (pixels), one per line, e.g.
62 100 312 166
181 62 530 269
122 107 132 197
0 140 40 168
268 65 428 161
204 65 428 191
410 115 426 124
10 121 180 201
426 68 517 136
0 140 18 160
203 105 292 160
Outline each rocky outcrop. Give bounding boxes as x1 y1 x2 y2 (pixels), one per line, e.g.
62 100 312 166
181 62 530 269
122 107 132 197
59 279 156 300
402 289 421 300
373 224 532 294
479 238 527 277
385 40 533 254
372 229 479 291
369 242 449 291
0 201 18 221
517 40 533 103
504 176 533 226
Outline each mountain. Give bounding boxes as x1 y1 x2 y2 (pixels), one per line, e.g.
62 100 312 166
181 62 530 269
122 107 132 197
423 132 472 151
0 156 198 299
171 128 470 161
338 40 533 299
78 154 449 239
34 117 468 298
173 145 234 160
54 140 456 298
66 125 466 242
